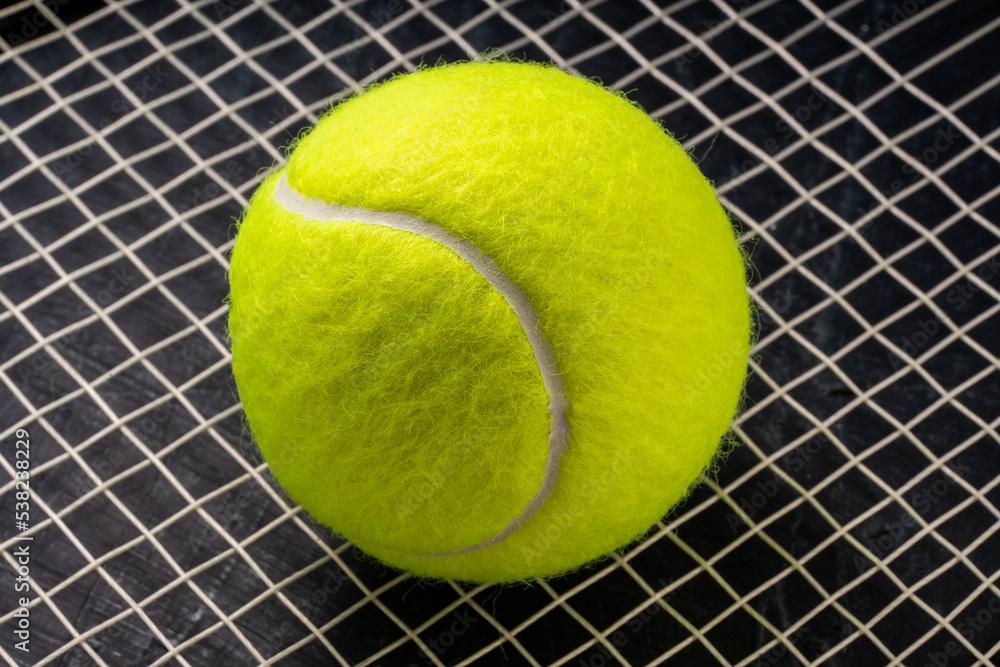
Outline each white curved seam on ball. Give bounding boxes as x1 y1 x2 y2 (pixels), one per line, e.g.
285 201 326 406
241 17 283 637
273 172 570 557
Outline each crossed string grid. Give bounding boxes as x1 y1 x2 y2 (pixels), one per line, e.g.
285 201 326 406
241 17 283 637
0 0 997 665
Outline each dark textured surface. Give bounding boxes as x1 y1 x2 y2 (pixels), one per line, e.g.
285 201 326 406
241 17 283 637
0 0 998 665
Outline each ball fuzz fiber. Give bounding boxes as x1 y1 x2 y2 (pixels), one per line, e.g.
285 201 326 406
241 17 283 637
228 61 750 583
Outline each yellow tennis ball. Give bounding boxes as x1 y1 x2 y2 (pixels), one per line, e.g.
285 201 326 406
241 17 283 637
228 60 750 583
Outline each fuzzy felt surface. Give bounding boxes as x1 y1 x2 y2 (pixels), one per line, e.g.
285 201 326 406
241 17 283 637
228 60 751 583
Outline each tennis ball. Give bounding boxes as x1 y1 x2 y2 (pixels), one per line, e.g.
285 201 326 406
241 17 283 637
228 60 750 584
